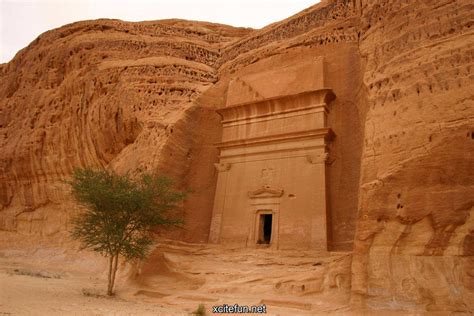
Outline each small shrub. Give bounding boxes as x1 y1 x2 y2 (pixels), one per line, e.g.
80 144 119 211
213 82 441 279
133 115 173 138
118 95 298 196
81 288 108 299
191 304 206 316
11 268 61 279
68 168 185 296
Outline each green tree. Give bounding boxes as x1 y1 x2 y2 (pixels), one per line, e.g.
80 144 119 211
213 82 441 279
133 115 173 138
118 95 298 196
68 168 185 296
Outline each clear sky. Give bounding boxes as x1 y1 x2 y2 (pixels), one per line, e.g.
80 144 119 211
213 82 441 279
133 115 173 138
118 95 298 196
0 0 319 63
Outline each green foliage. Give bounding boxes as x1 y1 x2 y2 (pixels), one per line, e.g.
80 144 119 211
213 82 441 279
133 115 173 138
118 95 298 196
68 168 185 294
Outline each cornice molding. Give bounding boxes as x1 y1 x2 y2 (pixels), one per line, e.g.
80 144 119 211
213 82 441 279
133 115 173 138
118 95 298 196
218 89 336 123
216 128 334 150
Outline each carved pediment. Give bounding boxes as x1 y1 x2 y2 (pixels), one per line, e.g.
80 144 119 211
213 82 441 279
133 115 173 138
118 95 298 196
248 186 284 199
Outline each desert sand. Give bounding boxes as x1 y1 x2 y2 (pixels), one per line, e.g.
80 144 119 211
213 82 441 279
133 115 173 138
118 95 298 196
1 236 351 315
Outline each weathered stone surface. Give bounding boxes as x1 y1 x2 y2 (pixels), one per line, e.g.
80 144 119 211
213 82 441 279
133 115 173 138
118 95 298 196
350 0 474 312
0 0 472 313
209 60 334 250
0 19 249 243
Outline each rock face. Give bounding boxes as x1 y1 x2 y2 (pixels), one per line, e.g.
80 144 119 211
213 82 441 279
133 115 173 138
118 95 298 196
0 0 472 313
352 0 474 311
0 19 250 242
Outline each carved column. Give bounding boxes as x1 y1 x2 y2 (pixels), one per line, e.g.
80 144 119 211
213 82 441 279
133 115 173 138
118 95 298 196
208 163 232 243
307 152 329 249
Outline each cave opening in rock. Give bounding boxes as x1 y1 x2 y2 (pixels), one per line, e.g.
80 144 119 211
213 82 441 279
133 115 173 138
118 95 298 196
258 214 273 244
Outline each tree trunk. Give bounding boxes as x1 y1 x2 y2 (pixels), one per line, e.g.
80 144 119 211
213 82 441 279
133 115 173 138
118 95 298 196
107 255 114 296
108 253 120 296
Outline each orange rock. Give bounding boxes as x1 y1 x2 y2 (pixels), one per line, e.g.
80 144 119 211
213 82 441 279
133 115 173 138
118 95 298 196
0 0 472 313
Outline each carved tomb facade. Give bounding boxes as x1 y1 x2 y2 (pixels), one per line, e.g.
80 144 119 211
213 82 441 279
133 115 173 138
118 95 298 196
209 58 335 250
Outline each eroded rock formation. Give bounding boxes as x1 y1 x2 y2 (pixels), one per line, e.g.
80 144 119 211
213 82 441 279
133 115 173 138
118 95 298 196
0 0 472 313
0 19 249 242
352 0 474 311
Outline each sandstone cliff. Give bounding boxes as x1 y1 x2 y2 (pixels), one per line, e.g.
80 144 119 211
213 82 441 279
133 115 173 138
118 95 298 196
352 0 474 311
0 0 472 313
0 19 250 243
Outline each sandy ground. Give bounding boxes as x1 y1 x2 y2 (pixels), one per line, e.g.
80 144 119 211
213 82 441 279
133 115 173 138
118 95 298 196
0 237 432 315
0 257 187 315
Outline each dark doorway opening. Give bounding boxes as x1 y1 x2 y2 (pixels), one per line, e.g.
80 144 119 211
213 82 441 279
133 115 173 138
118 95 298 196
258 214 273 244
